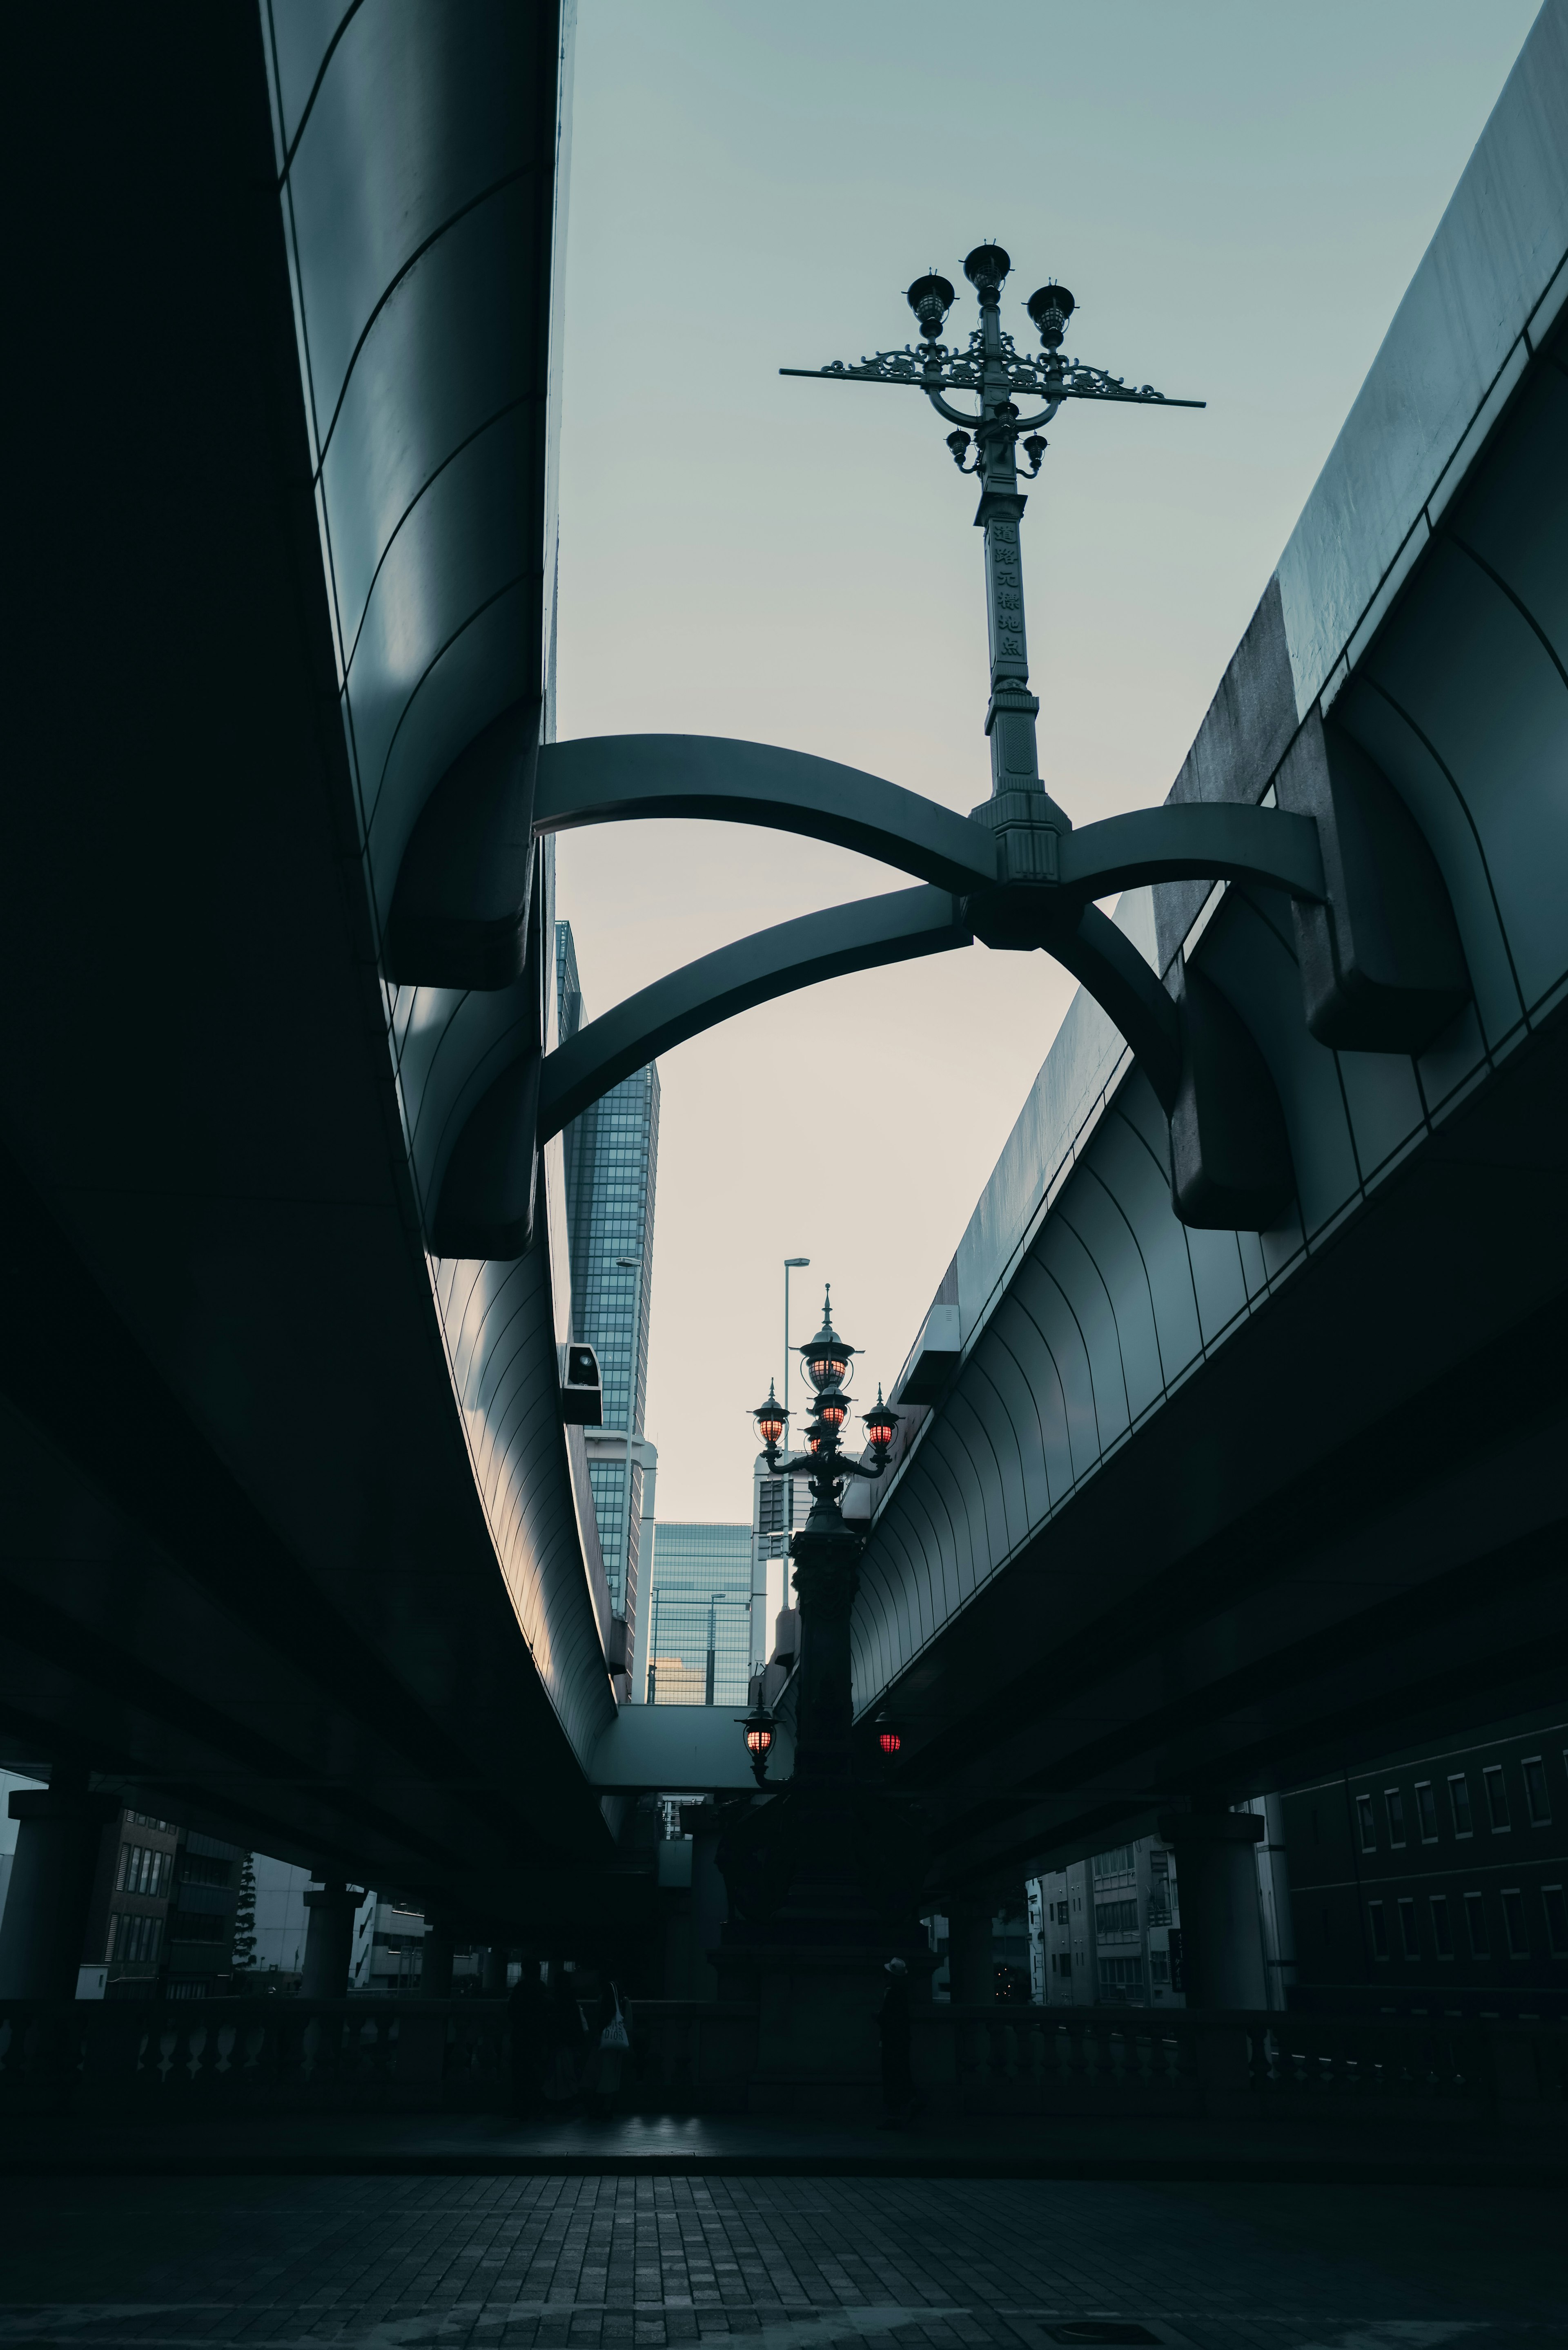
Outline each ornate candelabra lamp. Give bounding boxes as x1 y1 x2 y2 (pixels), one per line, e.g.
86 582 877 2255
784 246 1203 928
714 1287 926 2013
746 1289 898 1787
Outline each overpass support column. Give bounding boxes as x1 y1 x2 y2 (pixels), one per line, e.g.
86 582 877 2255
0 1771 118 2000
946 1896 994 2005
1158 1810 1267 2010
301 1880 359 1999
482 1943 508 1995
422 1920 455 1998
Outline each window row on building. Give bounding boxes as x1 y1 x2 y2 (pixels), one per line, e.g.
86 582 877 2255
1367 1882 1566 1964
1354 1753 1556 1854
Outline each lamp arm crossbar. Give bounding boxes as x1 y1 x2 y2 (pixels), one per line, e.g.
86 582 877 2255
537 886 971 1141
534 735 1000 894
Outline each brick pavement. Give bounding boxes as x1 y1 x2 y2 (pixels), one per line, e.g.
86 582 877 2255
0 2173 1562 2350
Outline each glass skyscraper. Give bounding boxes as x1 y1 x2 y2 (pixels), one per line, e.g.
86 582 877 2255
642 1523 753 1707
555 923 660 1651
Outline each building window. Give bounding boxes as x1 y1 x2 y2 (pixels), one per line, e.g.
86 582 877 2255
111 1912 162 1965
1464 1892 1488 1958
1543 1887 1568 1959
1368 1900 1388 1959
1385 1788 1407 1846
1397 1897 1420 1960
1415 1781 1438 1843
1356 1793 1376 1852
1097 1956 1144 2000
1429 1895 1453 1958
1149 1951 1170 1984
1483 1765 1510 1831
1094 1898 1139 1936
1521 1757 1551 1827
1448 1774 1473 1837
1501 1889 1528 1958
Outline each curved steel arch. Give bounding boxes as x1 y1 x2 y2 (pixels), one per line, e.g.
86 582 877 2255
539 885 971 1141
518 724 1466 1233
534 734 1000 893
534 732 1327 905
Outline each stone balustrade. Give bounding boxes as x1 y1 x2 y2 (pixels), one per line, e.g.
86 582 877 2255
1 1993 1562 2123
918 2004 1568 2125
0 1997 509 2115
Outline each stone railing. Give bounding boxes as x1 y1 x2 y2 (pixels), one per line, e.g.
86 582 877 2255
0 1997 510 2115
2 1993 1563 2124
624 2001 758 2112
920 2004 1568 2126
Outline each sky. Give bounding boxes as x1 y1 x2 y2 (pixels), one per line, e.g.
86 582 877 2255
552 0 1542 1534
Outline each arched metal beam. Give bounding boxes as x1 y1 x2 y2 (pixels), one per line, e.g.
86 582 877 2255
539 887 971 1141
534 736 1000 894
1059 803 1325 903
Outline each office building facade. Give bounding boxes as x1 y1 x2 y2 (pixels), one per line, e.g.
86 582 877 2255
751 1454 812 1674
643 1522 752 1707
555 921 660 1660
1031 1838 1186 2009
1282 1712 1568 2019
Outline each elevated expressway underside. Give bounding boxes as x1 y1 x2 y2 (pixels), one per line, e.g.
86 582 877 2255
0 4 633 1933
850 15 1568 1900
1 0 1563 1949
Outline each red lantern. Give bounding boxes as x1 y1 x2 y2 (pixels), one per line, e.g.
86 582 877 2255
753 1380 786 1449
818 1390 849 1429
863 1383 898 1454
878 1729 902 1757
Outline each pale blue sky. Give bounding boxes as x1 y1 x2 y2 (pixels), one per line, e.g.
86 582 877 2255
554 0 1542 1528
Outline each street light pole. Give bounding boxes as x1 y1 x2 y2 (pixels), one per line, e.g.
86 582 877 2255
783 250 1202 892
778 1255 809 1650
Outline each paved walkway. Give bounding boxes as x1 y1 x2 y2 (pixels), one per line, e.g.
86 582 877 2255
2 2109 1564 2183
0 2167 1561 2350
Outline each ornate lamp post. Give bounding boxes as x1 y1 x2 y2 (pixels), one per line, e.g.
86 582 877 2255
713 1288 930 2096
751 1288 897 1787
784 247 1203 924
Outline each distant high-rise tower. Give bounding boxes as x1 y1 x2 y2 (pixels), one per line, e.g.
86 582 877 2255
555 923 660 1676
642 1523 752 1707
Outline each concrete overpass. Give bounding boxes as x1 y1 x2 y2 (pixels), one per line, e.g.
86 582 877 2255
0 0 1564 1995
0 1 636 1944
846 2 1568 1902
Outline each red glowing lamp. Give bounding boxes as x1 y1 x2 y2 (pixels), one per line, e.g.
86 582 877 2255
862 1384 898 1455
878 1729 902 1757
743 1705 775 1784
753 1380 786 1450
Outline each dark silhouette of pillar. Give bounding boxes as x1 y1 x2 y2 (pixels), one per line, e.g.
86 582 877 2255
482 1942 508 1995
421 1919 454 1997
946 1895 994 2005
301 1879 359 1999
1158 1810 1267 2009
0 1770 118 2001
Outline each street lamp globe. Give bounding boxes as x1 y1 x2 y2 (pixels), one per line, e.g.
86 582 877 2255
801 1286 856 1392
1026 281 1075 350
963 243 1011 300
753 1379 787 1452
906 270 955 343
862 1385 898 1456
